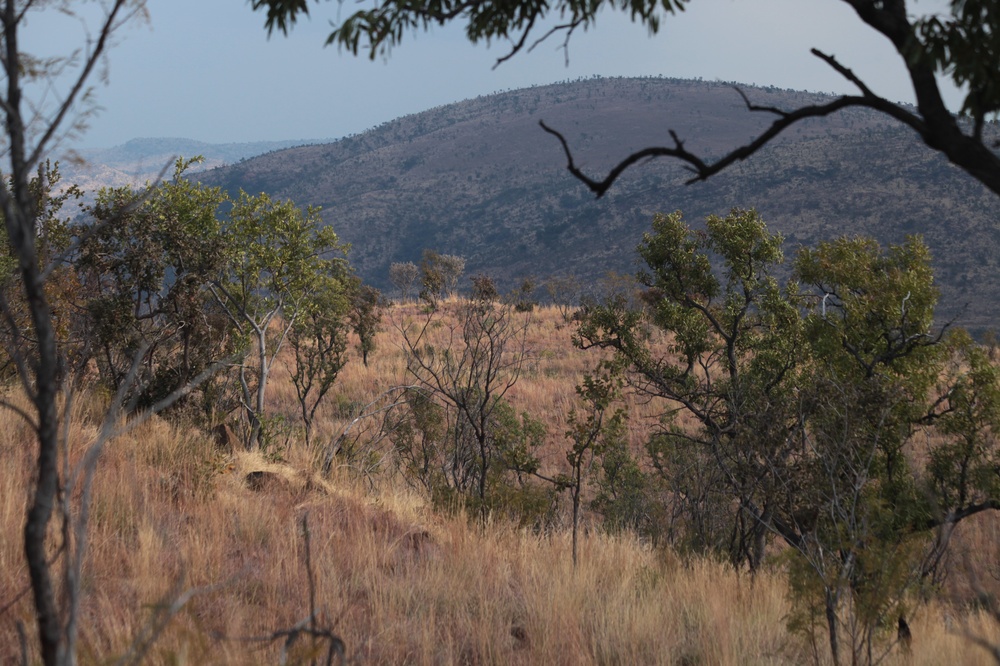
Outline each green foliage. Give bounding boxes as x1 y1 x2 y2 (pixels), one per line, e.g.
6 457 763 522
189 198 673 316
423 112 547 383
577 207 1000 663
470 274 499 301
645 428 731 554
288 270 353 445
212 189 350 448
592 435 655 536
349 282 386 366
418 249 445 308
391 388 553 525
913 0 1000 120
220 190 345 321
796 235 940 382
397 278 546 523
545 274 581 322
76 158 355 439
257 413 295 463
389 261 420 300
562 371 658 546
78 157 233 409
0 161 83 380
927 329 1000 511
437 253 466 294
512 277 537 312
580 208 805 569
253 0 689 59
391 388 447 492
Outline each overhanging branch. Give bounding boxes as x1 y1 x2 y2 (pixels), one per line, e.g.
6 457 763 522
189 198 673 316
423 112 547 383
541 49 932 198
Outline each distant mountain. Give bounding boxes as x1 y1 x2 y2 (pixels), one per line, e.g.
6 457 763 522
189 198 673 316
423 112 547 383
185 76 999 332
60 137 330 202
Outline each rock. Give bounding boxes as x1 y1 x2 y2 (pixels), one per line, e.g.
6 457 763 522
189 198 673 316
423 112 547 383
245 470 282 492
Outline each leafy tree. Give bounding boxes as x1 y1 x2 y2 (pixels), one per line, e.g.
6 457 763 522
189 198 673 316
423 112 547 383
349 282 386 367
591 433 654 536
545 274 581 323
578 208 1000 663
437 253 466 295
390 387 448 492
252 0 1000 199
287 269 352 447
210 190 349 449
579 208 806 570
512 277 537 312
389 261 419 301
927 330 1000 518
418 249 445 308
0 161 82 381
78 157 231 409
558 372 627 568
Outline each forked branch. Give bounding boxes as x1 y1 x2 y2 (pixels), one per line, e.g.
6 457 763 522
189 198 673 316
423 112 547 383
541 49 928 198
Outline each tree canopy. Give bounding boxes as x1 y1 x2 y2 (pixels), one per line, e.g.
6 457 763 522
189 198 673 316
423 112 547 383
251 0 1000 198
577 209 1000 662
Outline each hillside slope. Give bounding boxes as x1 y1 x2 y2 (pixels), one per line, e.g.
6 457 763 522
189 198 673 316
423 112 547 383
198 77 1000 331
61 137 328 202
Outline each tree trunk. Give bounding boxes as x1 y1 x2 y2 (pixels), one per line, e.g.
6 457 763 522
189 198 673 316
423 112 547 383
8 200 63 663
572 479 581 569
248 328 269 449
825 587 841 666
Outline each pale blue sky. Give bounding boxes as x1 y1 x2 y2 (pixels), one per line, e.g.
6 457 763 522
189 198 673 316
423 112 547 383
34 0 961 149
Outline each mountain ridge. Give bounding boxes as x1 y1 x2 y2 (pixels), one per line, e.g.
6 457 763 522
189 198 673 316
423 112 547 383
88 76 1000 331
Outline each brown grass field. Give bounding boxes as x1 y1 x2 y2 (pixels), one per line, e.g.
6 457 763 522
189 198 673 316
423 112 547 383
3 302 1000 664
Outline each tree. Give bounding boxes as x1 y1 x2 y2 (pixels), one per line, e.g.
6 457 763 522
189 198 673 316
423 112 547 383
0 161 81 381
396 274 540 522
577 208 1000 662
418 249 446 308
78 157 232 409
438 253 466 296
251 0 1000 200
210 190 349 449
287 269 352 447
579 208 806 570
559 372 627 568
389 261 419 301
349 282 386 366
0 3 157 663
545 274 581 323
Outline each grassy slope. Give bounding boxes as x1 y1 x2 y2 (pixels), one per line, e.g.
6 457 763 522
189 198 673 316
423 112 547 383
2 303 1000 664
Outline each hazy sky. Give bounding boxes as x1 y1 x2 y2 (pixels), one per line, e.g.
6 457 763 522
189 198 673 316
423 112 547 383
34 0 960 149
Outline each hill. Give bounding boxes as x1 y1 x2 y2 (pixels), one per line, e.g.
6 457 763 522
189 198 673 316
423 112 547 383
60 136 330 203
194 76 1000 332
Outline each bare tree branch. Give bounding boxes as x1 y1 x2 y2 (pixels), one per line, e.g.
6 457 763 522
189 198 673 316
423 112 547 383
538 45 1000 198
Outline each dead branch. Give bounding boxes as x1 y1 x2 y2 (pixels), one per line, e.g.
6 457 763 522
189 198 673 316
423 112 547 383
540 49 932 198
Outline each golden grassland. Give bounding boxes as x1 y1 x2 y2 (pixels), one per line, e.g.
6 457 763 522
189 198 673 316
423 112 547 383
3 303 1000 664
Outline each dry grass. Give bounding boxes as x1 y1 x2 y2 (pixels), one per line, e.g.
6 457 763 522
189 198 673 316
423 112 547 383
3 303 1000 664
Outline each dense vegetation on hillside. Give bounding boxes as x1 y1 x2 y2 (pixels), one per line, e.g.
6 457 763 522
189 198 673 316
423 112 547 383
199 76 1000 331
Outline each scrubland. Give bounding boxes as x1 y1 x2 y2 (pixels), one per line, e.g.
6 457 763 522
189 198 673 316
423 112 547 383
3 303 1000 664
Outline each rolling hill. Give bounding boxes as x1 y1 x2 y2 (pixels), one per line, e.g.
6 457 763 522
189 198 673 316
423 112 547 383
194 76 1000 331
61 137 329 201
